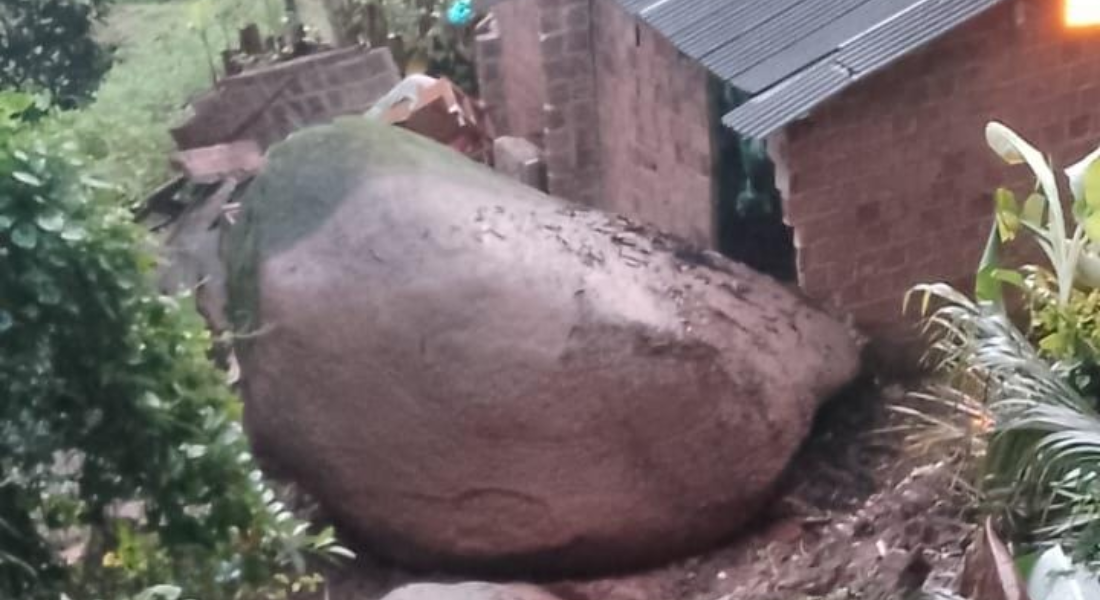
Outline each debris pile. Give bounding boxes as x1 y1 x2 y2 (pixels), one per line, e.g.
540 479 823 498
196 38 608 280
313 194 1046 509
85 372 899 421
368 74 493 162
171 46 401 151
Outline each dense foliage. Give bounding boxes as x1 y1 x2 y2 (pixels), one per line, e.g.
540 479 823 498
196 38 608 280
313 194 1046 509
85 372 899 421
0 92 345 599
911 123 1100 574
41 0 282 206
330 0 479 93
0 0 112 107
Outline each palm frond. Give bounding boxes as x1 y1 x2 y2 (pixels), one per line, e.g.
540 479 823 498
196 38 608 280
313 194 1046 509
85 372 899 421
914 283 1100 556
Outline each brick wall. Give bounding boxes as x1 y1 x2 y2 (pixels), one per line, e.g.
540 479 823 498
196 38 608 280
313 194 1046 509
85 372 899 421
172 47 400 150
482 0 712 241
774 0 1100 358
477 0 546 143
591 0 713 247
538 0 602 204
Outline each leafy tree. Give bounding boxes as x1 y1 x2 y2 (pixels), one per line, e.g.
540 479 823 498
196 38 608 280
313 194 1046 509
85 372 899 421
0 92 345 599
0 0 113 106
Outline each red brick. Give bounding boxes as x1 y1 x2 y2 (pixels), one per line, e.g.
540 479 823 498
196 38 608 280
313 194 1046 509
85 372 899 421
565 29 590 53
538 7 562 33
546 80 570 105
540 32 565 56
488 0 546 142
565 4 589 28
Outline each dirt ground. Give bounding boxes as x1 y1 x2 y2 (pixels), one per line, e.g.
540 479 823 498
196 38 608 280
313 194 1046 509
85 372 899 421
316 378 977 600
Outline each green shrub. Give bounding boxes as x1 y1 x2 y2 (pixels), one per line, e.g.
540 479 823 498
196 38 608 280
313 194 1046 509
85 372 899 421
909 124 1100 568
39 0 285 207
0 92 345 599
1022 268 1100 361
0 0 113 107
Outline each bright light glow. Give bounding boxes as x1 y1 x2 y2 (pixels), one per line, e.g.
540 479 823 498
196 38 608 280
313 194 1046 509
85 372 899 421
1067 0 1100 27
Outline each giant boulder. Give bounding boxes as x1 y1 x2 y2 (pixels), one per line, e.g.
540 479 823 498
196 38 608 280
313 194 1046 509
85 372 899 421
226 119 861 575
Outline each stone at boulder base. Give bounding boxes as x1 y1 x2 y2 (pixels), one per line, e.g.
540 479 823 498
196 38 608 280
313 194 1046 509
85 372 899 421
380 583 562 600
225 118 862 575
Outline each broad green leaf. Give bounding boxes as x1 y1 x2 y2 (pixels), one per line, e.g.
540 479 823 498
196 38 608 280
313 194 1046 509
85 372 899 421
1084 159 1100 210
37 284 60 306
1039 331 1068 354
986 123 1064 240
181 444 206 459
0 215 12 231
326 545 357 559
994 188 1020 241
10 222 37 249
60 226 86 241
976 224 1003 304
80 175 114 190
977 266 1003 305
994 187 1019 213
12 171 42 187
1085 213 1100 243
1078 248 1100 287
1067 144 1100 201
0 92 33 123
997 210 1021 242
1016 551 1041 581
35 210 64 232
992 268 1025 288
136 585 183 600
987 123 1032 165
1022 192 1045 226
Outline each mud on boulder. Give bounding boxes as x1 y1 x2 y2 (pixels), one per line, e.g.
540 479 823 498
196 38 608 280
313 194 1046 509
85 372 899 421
224 118 862 576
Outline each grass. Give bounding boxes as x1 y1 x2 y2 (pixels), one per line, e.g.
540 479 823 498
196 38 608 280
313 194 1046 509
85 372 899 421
43 0 284 206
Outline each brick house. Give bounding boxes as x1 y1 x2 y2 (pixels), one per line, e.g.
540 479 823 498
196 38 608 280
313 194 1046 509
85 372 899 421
475 0 1100 362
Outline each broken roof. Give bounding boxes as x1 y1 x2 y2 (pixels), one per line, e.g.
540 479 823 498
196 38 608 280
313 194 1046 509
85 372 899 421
620 0 1006 138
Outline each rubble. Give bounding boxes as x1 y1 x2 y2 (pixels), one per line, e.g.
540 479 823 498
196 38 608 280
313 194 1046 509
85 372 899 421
170 141 265 185
367 74 493 162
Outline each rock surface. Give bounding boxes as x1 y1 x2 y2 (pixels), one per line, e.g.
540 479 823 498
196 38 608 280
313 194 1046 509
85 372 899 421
380 583 562 600
226 118 862 575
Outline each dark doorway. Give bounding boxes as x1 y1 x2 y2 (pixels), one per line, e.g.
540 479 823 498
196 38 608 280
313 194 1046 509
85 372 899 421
709 78 796 281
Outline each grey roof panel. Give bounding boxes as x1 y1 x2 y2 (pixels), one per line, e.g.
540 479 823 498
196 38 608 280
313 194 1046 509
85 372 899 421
720 0 1005 137
640 0 734 39
728 0 924 93
674 0 805 60
701 0 872 82
721 62 852 138
617 0 658 15
835 0 1001 73
587 0 1008 136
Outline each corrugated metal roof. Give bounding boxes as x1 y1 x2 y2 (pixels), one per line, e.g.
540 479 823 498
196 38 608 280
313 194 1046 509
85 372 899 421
721 62 852 137
618 0 1007 138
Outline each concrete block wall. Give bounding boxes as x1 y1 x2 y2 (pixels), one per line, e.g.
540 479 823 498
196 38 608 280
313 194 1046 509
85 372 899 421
773 0 1100 357
477 0 546 143
591 0 713 248
483 0 711 242
494 136 547 190
537 0 602 204
172 47 400 150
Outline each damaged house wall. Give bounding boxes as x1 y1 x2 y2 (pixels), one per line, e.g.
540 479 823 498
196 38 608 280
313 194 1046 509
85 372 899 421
591 0 714 249
770 0 1100 360
172 46 400 150
481 0 715 247
476 0 545 144
482 0 1100 367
